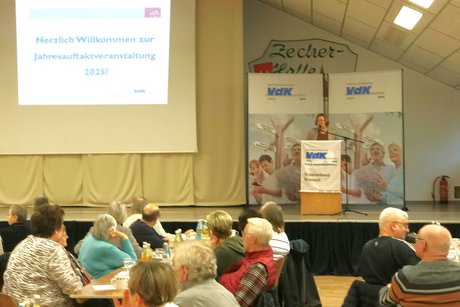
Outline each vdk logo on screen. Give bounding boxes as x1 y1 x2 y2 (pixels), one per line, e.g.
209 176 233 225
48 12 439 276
267 87 293 96
305 150 338 165
306 151 327 159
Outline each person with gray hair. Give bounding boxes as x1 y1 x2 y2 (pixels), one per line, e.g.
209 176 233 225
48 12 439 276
380 224 460 305
78 214 137 279
173 240 239 307
220 218 277 307
74 201 142 257
0 204 30 252
359 207 420 286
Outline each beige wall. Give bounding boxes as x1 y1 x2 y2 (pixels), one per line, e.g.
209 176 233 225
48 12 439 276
0 0 246 207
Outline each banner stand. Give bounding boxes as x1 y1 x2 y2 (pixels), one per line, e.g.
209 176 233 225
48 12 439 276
301 192 341 215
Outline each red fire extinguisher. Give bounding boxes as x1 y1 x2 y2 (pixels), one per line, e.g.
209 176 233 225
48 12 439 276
432 175 450 204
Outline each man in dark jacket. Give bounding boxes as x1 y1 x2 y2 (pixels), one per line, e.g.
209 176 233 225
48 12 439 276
0 204 30 252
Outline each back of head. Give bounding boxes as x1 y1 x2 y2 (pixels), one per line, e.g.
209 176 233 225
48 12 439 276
206 210 233 239
129 261 179 307
174 240 217 282
238 208 262 233
131 196 148 212
30 204 64 238
107 201 128 225
378 207 407 228
9 204 27 223
92 214 117 241
246 217 273 247
34 196 49 211
418 224 452 257
142 203 160 223
378 207 408 239
260 202 285 233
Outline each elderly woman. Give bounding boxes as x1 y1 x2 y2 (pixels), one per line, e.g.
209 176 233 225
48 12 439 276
113 261 179 307
260 202 290 260
75 201 142 257
78 214 137 279
3 204 82 306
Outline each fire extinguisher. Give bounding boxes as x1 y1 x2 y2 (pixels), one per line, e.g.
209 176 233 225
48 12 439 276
432 175 450 204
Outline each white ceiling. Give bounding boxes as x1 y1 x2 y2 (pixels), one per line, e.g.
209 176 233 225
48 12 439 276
257 0 460 91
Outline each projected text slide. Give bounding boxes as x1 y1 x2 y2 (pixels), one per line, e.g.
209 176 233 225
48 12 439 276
16 0 171 105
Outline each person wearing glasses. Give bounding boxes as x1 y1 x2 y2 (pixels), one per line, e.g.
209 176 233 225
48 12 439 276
379 224 460 306
359 207 420 286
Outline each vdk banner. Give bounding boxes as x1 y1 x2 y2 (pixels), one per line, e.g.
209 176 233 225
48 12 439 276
301 140 341 193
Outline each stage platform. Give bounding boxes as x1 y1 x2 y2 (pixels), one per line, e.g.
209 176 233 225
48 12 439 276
1 201 459 276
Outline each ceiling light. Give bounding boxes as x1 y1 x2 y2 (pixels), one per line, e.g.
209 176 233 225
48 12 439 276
409 0 434 9
394 6 423 30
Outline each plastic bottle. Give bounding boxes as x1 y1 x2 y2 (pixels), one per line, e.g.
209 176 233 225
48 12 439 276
141 242 153 261
174 229 184 244
163 242 171 262
196 220 203 240
33 294 41 307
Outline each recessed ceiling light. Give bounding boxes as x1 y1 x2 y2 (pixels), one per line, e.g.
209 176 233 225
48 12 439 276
409 0 434 9
394 6 423 30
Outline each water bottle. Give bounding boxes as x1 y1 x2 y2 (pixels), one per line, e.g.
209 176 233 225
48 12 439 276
196 219 203 240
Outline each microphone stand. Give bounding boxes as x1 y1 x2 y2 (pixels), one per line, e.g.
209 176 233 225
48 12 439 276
321 128 368 216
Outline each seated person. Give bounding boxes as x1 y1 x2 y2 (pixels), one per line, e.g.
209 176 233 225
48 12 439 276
3 204 82 306
74 201 142 257
0 204 30 253
380 224 460 305
123 196 148 228
130 204 165 249
113 261 180 307
78 214 137 279
237 208 262 234
173 240 239 307
206 210 245 278
259 202 290 260
220 218 277 307
359 207 420 285
124 196 170 238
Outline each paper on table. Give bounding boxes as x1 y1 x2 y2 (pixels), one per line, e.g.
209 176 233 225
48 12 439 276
92 285 116 291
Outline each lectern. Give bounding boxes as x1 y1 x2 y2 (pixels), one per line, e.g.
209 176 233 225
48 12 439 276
300 140 342 215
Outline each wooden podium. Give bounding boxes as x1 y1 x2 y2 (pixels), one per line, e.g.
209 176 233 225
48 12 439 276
301 192 342 215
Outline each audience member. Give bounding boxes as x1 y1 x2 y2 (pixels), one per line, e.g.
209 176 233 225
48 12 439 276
173 240 239 307
359 207 420 285
34 196 50 211
3 204 82 306
220 218 276 307
124 196 171 239
78 214 137 279
74 201 142 257
113 261 179 307
206 210 245 278
124 196 148 228
237 208 262 234
380 224 460 305
259 202 290 260
0 204 30 253
130 203 165 249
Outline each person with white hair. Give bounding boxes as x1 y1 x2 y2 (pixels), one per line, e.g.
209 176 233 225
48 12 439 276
359 207 419 285
380 224 460 305
173 240 239 307
220 217 277 307
74 201 142 257
78 214 137 279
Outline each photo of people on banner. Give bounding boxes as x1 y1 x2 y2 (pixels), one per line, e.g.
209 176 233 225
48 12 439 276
247 112 403 205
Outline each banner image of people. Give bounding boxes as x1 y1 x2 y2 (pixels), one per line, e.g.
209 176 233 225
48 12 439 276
247 73 323 205
329 70 404 206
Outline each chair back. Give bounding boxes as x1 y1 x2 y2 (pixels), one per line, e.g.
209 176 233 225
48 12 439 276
0 293 16 307
274 256 286 286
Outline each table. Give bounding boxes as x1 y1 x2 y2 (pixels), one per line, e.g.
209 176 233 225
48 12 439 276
70 268 126 299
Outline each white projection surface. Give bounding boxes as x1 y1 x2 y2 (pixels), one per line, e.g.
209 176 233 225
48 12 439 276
0 0 197 154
